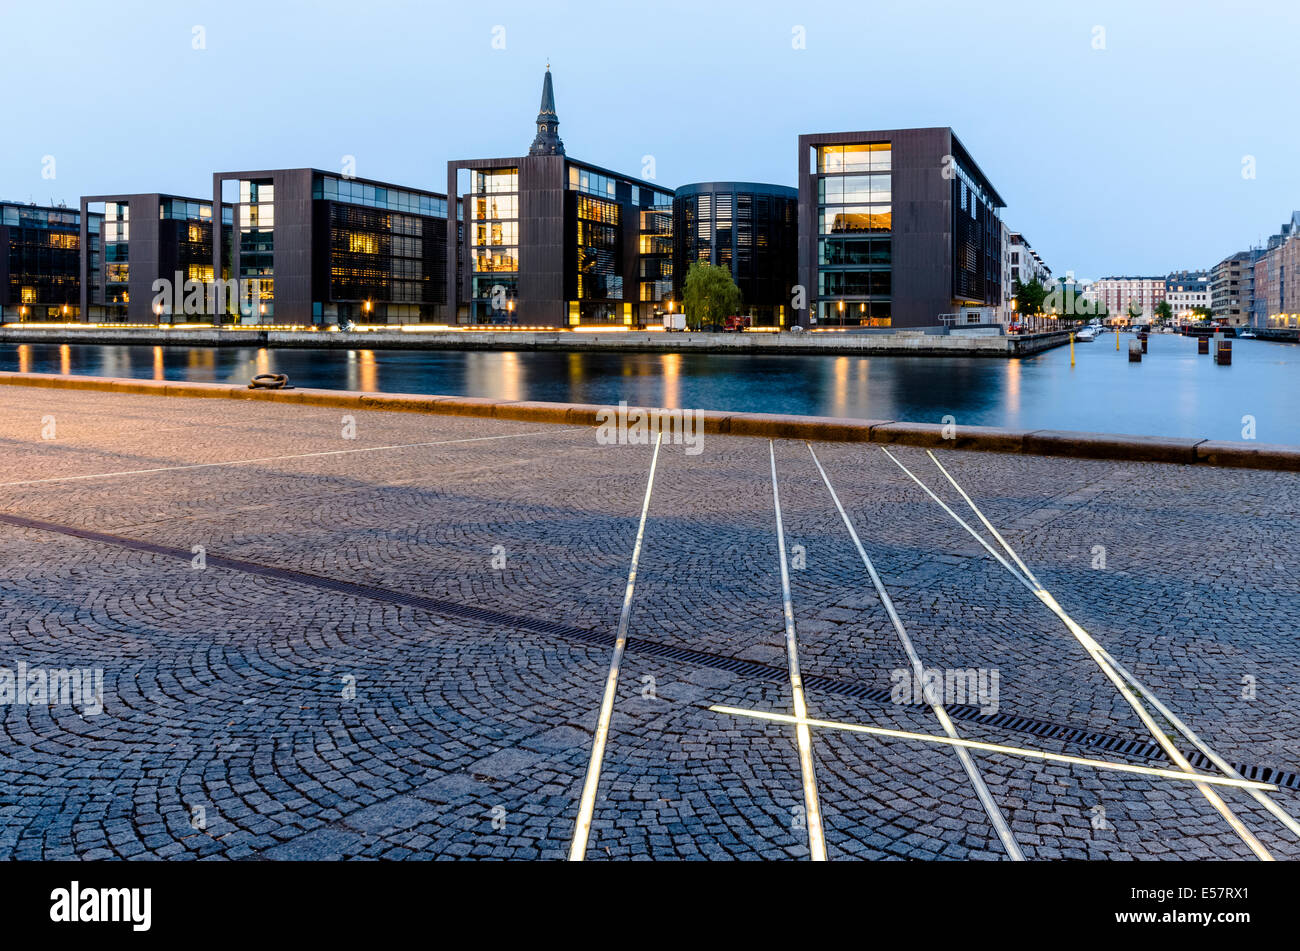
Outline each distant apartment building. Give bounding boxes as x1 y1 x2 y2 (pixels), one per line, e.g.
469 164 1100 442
1210 250 1259 326
1007 231 1050 287
798 127 1006 328
78 193 224 322
673 181 797 326
1251 211 1300 329
1083 276 1166 324
1164 269 1210 320
998 220 1013 321
1 201 88 320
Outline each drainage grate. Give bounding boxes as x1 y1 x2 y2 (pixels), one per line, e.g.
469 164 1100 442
3 511 1297 791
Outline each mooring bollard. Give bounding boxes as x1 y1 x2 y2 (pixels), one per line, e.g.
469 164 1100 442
1198 336 1209 354
1139 331 1148 353
1216 338 1233 365
1128 338 1142 362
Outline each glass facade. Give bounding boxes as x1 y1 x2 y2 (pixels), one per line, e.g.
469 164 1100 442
1 202 81 319
574 193 622 321
950 154 1002 307
469 168 518 322
235 180 274 318
673 183 797 326
310 173 449 324
814 143 893 325
102 201 131 315
314 175 447 218
638 205 673 306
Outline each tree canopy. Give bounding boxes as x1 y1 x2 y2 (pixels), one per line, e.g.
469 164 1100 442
682 263 742 331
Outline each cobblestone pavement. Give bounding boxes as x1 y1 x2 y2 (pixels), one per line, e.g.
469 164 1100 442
1 385 1298 860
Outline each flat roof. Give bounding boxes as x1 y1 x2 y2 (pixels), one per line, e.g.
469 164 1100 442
213 168 447 200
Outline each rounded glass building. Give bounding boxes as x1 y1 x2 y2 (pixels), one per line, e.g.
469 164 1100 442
672 182 797 327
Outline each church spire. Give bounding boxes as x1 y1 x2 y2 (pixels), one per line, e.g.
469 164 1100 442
529 65 565 156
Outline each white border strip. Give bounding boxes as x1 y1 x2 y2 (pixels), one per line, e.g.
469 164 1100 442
568 433 664 861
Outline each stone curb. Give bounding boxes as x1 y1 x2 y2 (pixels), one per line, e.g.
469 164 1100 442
2 370 1298 471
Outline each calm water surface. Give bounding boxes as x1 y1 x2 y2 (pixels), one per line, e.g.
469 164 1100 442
4 334 1298 443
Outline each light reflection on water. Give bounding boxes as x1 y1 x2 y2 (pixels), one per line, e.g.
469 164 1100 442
3 335 1298 443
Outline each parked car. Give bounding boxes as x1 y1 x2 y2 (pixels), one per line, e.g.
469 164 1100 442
724 314 752 332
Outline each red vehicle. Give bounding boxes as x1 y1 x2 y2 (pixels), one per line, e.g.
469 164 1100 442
724 314 752 332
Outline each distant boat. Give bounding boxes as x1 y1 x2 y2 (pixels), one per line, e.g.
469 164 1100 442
1239 330 1257 339
1075 326 1099 342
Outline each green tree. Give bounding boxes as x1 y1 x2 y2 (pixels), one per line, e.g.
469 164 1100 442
1154 300 1174 324
682 262 741 331
1013 278 1047 317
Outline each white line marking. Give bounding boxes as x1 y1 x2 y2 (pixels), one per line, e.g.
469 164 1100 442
769 440 828 861
883 446 1274 860
807 444 1023 860
568 433 664 862
709 706 1278 791
923 450 1300 841
0 428 587 488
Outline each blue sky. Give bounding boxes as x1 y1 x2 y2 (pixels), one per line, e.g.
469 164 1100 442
2 0 1295 278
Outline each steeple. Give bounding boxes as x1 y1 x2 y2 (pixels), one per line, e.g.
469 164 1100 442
529 65 565 156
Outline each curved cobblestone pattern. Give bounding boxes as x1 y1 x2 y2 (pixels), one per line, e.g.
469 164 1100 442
0 386 1297 860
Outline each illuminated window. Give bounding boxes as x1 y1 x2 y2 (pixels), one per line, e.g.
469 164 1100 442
347 233 379 254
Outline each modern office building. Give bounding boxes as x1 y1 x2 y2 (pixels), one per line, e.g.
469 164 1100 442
78 193 222 322
798 128 1006 329
1 201 87 321
211 168 454 325
672 182 797 326
1210 250 1259 326
446 68 675 326
1252 211 1300 329
1083 277 1166 324
1164 269 1210 320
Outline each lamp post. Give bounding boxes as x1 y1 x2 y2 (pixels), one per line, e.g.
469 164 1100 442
838 299 844 328
508 299 515 325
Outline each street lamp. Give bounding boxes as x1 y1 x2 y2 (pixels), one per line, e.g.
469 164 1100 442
507 299 515 324
838 299 845 327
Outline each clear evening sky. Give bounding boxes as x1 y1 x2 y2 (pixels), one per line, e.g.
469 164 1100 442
2 0 1295 279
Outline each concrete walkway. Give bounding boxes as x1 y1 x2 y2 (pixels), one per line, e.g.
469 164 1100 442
1 386 1297 860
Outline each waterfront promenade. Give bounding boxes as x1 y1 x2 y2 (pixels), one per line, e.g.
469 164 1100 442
1 382 1298 860
0 325 1071 357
